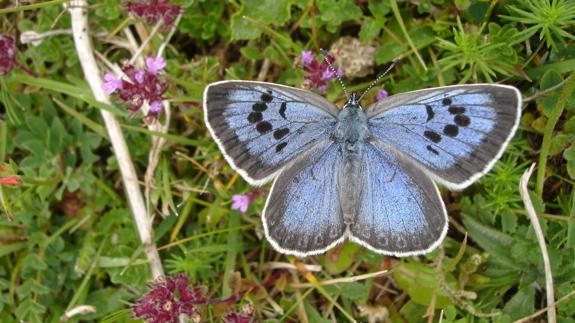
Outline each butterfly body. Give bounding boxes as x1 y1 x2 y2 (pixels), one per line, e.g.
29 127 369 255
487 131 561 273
204 80 521 257
333 93 369 224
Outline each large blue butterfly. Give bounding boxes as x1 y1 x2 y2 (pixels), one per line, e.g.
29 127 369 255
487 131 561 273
203 81 521 257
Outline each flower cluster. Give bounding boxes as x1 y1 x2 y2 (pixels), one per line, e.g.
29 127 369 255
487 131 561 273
102 56 167 118
133 274 206 323
0 35 17 76
231 190 265 213
124 0 182 26
297 50 344 93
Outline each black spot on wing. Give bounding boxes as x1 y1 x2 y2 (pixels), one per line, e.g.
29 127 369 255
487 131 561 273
424 130 442 143
455 114 471 127
252 102 268 112
276 142 287 152
256 121 272 134
426 105 435 122
448 106 465 114
261 91 273 103
247 112 262 123
427 145 439 155
273 128 290 140
279 102 287 119
442 98 452 106
443 124 459 137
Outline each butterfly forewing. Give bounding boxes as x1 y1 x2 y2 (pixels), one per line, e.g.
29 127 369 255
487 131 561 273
366 84 521 190
349 143 447 256
204 81 338 185
263 141 346 257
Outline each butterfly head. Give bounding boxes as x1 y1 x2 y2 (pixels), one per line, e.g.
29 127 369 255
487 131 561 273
343 92 363 111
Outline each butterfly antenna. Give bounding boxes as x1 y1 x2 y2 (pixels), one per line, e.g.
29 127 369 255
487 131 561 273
320 48 349 100
357 57 400 102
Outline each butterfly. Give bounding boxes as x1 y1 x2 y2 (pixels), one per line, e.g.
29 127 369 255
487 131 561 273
203 80 521 257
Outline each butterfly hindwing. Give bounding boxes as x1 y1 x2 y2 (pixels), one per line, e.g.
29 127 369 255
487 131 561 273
204 81 338 185
367 84 521 190
349 143 447 256
263 141 346 257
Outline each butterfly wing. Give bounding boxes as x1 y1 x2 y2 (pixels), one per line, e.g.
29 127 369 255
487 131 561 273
349 143 447 256
366 84 521 190
263 141 346 257
204 81 339 185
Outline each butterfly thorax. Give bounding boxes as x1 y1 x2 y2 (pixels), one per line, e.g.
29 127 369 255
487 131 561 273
334 95 370 153
335 94 370 225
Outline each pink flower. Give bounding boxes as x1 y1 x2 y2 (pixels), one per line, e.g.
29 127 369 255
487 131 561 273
146 56 166 75
133 274 206 323
105 58 168 118
134 70 145 84
231 194 250 213
125 0 182 26
297 50 343 93
375 89 388 101
0 35 17 76
149 101 163 115
102 73 123 94
300 51 314 66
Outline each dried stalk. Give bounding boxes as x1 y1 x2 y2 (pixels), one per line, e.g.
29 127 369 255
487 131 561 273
67 0 164 279
519 163 556 323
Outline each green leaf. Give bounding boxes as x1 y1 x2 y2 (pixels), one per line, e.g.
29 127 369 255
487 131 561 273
26 116 49 140
0 242 27 258
15 298 46 321
240 46 264 60
503 284 535 319
321 242 360 275
23 253 48 272
393 262 453 308
339 282 368 301
550 134 569 155
359 17 383 42
317 0 363 33
231 0 305 40
462 215 521 269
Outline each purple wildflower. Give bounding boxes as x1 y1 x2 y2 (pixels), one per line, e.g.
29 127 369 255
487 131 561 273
375 89 388 101
297 51 343 93
150 101 163 115
231 191 264 213
102 73 123 94
133 274 206 323
146 56 166 75
0 35 16 76
300 51 314 66
231 194 250 213
125 0 182 26
103 57 168 118
135 70 145 84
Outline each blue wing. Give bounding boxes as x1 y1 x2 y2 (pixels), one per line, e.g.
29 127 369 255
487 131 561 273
349 144 447 256
204 81 338 185
263 142 345 257
366 84 521 190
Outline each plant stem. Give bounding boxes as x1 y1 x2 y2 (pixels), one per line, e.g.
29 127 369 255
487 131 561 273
67 0 164 280
536 74 575 196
